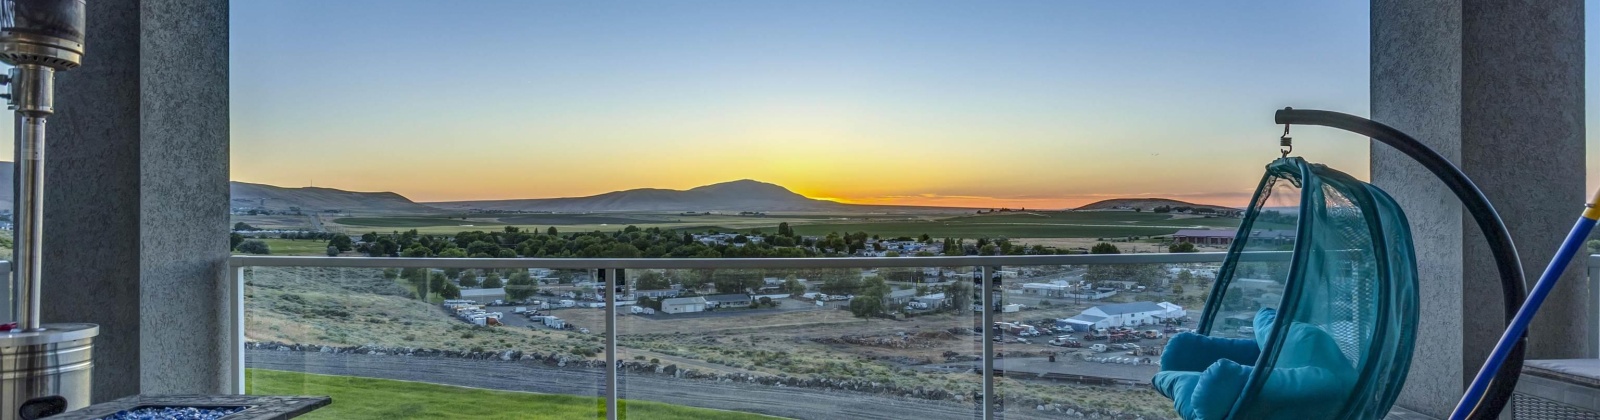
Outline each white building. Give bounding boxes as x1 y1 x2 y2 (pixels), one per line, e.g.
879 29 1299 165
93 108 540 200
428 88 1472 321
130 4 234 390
1056 301 1174 332
661 297 707 314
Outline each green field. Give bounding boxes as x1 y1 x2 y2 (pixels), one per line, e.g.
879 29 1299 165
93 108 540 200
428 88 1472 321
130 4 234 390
235 238 339 256
334 217 508 228
323 210 1283 239
246 369 781 420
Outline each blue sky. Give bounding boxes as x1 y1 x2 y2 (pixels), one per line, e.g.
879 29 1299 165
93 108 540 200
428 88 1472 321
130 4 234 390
220 1 1378 207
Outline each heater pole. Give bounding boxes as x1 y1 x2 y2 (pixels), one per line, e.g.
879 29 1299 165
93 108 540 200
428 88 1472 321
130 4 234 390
9 64 53 332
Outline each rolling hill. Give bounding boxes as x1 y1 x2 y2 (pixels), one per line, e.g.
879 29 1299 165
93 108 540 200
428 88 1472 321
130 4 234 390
1074 197 1238 213
230 182 441 214
428 179 891 213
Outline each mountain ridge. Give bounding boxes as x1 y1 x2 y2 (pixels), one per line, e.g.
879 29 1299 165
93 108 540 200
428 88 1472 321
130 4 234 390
1074 197 1238 212
425 179 862 213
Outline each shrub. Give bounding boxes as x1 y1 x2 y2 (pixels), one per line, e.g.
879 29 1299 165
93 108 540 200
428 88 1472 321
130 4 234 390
237 240 271 255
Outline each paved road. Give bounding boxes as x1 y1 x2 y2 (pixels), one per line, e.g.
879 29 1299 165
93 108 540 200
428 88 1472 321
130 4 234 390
307 214 326 233
249 350 1061 420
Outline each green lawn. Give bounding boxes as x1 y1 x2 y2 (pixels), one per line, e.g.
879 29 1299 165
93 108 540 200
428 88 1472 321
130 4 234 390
246 369 783 420
235 238 337 256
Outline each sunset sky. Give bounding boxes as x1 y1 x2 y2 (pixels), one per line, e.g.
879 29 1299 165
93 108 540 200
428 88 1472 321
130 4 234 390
206 2 1578 208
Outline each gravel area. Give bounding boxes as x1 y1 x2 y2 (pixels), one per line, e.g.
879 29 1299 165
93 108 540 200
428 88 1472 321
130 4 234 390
248 350 1066 420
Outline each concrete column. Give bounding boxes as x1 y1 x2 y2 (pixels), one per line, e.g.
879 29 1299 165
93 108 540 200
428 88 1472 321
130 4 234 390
1371 0 1587 416
39 0 230 401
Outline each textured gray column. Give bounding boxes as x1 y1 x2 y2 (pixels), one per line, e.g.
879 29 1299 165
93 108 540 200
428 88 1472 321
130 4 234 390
42 0 144 401
138 0 231 395
1371 0 1587 416
40 0 230 401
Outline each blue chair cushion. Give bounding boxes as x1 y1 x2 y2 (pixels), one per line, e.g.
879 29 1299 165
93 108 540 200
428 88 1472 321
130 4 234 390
1155 308 1357 419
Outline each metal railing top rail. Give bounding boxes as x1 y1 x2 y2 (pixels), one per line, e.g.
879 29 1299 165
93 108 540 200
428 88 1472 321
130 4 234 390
228 251 1288 270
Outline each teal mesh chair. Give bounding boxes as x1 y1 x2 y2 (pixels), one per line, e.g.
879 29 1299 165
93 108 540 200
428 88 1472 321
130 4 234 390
1154 157 1420 420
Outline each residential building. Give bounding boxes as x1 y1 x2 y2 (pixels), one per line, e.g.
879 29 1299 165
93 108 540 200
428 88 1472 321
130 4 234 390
703 293 753 308
661 297 708 314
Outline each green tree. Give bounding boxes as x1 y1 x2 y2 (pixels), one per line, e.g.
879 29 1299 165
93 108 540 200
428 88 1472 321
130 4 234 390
849 295 885 319
325 245 339 257
1091 242 1121 254
401 245 431 258
505 270 539 300
458 272 481 288
819 276 863 295
782 275 806 296
328 234 354 252
233 222 259 231
1176 269 1194 284
482 275 504 289
1168 242 1197 253
1172 284 1186 295
438 248 467 258
943 280 973 312
547 226 559 236
440 282 462 299
230 233 244 250
428 272 449 293
635 271 673 290
237 240 270 255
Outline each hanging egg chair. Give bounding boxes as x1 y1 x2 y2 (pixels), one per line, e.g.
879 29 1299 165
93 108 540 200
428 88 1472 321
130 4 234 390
1153 109 1530 420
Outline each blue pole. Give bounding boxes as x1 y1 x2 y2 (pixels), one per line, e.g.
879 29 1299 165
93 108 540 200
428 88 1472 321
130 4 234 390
1450 199 1600 419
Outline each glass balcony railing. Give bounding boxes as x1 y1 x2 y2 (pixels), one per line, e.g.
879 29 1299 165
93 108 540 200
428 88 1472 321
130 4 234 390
225 253 1594 420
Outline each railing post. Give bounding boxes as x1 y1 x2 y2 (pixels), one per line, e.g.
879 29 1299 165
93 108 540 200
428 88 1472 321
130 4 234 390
980 266 995 420
605 268 619 420
233 265 246 394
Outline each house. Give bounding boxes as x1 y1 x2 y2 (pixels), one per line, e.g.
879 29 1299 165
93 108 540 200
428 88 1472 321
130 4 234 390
661 297 707 314
1055 301 1168 331
884 289 918 306
1171 229 1297 247
914 293 945 307
703 293 752 308
1171 229 1236 246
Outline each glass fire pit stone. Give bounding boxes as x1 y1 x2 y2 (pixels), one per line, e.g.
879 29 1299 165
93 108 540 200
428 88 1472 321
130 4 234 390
47 395 329 420
99 406 247 420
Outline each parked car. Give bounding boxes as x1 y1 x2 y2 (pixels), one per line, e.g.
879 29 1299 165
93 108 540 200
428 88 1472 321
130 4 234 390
1090 343 1109 352
1047 336 1082 348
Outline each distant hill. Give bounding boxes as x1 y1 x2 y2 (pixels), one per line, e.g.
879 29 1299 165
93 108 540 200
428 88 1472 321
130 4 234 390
1074 198 1238 213
0 161 438 215
427 179 868 213
230 182 440 214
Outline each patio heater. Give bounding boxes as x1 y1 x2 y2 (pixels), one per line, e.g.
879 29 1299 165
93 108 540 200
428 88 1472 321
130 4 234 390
0 0 98 419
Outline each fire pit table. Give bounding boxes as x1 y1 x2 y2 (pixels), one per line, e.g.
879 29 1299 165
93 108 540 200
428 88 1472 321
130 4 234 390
46 395 329 420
